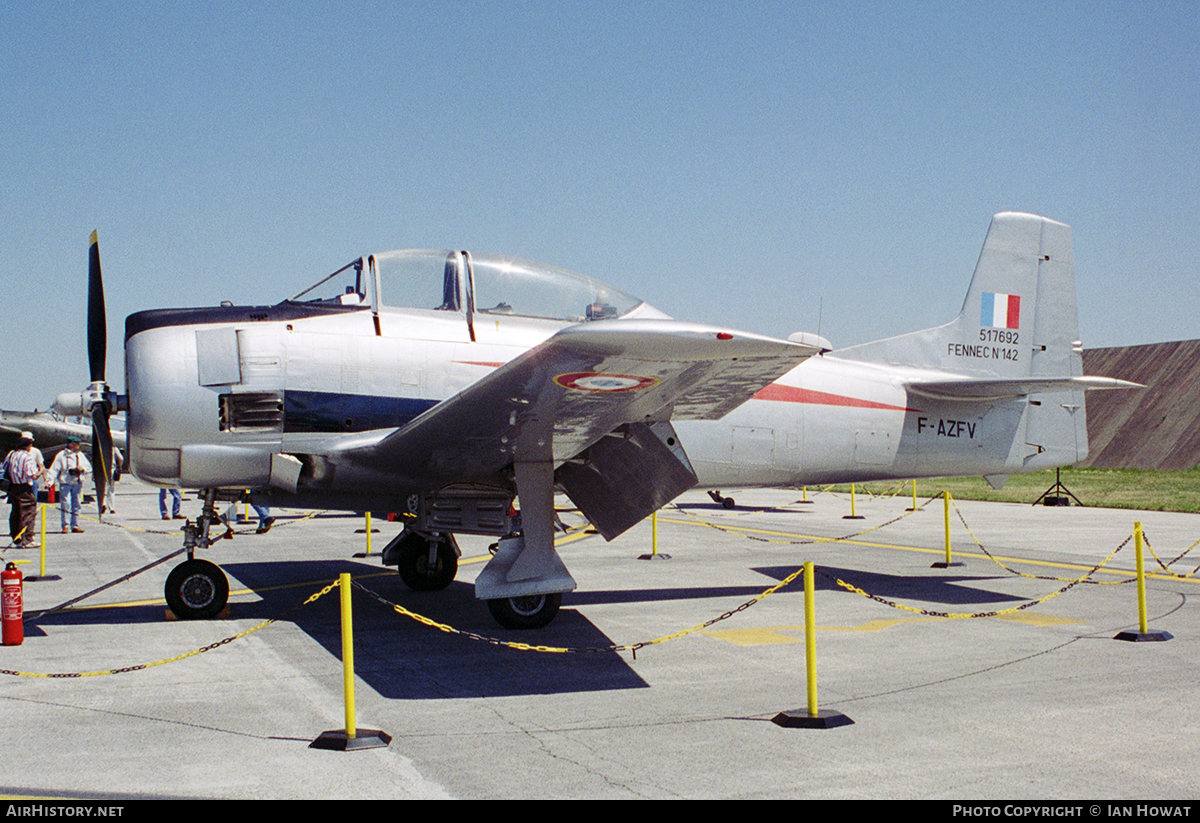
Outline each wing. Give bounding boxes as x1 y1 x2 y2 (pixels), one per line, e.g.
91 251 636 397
344 319 816 484
906 375 1142 401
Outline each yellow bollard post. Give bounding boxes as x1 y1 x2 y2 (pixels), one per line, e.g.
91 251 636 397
932 491 962 568
310 573 392 750
340 572 356 740
652 510 657 556
38 504 47 579
1136 522 1148 634
771 561 853 729
913 479 917 510
944 491 950 560
804 562 818 716
364 511 372 556
843 484 864 519
638 509 671 560
1115 521 1173 642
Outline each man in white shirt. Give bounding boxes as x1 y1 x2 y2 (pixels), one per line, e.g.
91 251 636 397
48 437 91 533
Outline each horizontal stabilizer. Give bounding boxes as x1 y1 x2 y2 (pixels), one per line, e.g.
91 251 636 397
906 375 1142 402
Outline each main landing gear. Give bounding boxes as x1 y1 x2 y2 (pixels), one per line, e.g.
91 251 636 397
486 592 562 630
382 529 460 591
384 526 566 630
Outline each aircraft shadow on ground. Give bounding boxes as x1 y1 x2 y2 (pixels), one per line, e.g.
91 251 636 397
568 583 798 606
672 502 812 513
31 557 650 699
752 564 1026 606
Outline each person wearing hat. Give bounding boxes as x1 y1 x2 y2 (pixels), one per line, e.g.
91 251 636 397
48 436 91 534
1 432 44 546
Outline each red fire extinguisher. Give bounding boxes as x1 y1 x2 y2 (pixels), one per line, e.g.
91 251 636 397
2 562 23 646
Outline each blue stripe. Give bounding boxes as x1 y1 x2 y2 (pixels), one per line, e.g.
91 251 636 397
980 292 995 326
283 391 438 433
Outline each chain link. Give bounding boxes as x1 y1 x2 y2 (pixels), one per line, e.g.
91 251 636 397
1142 531 1200 579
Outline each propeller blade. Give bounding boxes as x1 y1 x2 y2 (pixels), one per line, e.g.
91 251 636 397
92 403 113 517
87 230 107 384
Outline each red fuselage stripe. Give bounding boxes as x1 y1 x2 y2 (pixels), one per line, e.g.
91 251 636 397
753 383 914 412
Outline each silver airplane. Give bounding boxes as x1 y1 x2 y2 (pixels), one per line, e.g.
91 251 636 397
0 409 91 464
61 214 1135 628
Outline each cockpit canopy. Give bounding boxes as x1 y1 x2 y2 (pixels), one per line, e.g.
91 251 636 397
290 249 664 323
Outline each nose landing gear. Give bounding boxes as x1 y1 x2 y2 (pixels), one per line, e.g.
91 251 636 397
164 490 230 620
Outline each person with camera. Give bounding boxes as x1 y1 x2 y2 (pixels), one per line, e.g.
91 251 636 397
48 436 91 534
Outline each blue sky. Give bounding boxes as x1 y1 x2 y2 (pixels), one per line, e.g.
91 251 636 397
2 1 1197 410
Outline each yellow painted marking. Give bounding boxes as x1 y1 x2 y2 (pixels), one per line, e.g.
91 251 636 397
702 627 804 646
556 529 596 547
993 612 1083 627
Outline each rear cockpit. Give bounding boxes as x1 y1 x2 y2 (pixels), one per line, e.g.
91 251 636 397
288 249 667 323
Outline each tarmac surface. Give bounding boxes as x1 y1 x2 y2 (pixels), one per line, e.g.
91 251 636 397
2 479 1199 799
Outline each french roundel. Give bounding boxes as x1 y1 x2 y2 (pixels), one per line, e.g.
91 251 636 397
554 372 660 392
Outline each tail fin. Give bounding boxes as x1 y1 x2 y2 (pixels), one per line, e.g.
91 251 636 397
836 212 1090 467
836 212 1078 380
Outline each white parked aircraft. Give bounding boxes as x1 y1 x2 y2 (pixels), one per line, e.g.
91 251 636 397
59 213 1135 628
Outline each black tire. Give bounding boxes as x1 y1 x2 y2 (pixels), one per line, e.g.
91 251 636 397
721 496 736 509
396 533 458 591
165 559 229 620
486 592 562 630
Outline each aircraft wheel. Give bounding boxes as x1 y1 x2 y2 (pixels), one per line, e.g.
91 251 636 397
396 533 458 592
487 592 562 630
165 559 229 620
722 496 736 509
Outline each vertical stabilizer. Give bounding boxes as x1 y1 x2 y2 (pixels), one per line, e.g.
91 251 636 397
835 212 1078 379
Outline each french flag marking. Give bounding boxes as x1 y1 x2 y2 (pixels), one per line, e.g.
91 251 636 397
981 292 1021 329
